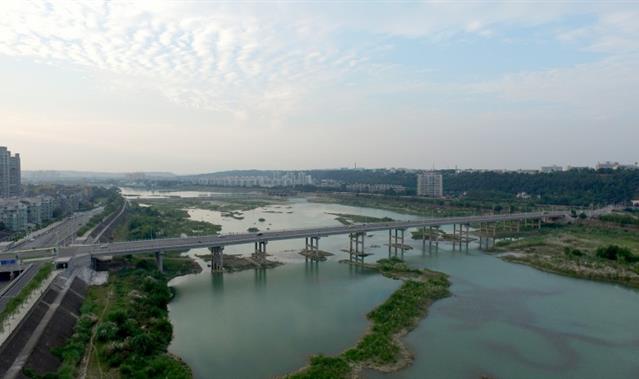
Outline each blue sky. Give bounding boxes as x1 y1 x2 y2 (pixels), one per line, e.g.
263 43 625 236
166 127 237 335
0 1 637 173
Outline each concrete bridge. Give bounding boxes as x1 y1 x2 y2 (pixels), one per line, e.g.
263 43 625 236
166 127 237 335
38 210 564 272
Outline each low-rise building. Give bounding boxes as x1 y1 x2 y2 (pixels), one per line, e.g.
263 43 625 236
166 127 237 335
345 183 406 193
0 200 28 231
595 161 638 170
541 165 562 173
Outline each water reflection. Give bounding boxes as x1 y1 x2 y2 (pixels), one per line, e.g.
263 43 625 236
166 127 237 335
211 272 224 293
254 268 267 289
304 260 320 282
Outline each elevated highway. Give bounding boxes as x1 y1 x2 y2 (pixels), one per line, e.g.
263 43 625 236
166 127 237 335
45 211 567 262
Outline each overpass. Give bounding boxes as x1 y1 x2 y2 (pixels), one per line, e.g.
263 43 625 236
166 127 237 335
41 210 566 272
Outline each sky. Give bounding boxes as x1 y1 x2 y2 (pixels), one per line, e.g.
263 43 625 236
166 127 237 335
1 1 638 174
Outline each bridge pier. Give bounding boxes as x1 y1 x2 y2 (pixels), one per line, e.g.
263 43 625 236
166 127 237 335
479 222 496 250
209 246 224 272
155 251 164 273
253 241 268 261
349 232 368 263
304 236 320 262
465 223 470 251
422 226 426 250
452 224 457 251
388 228 405 257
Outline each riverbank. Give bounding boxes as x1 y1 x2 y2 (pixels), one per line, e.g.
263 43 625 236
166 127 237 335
78 255 199 379
494 221 639 288
308 192 554 218
286 258 450 379
32 198 211 379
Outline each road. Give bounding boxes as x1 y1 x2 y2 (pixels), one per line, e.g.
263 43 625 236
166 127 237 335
9 208 103 251
55 211 567 259
0 263 41 314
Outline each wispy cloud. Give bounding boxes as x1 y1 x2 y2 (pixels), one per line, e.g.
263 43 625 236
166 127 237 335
1 1 638 171
0 1 368 123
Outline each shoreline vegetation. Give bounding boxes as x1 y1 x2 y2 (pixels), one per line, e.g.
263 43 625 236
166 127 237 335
113 202 222 240
309 193 556 218
327 212 394 226
493 215 639 288
137 196 280 213
285 258 450 379
47 255 199 379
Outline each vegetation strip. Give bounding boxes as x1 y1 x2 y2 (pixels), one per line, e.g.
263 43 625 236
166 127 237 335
495 217 639 288
0 263 53 331
113 202 221 240
76 188 124 237
286 258 450 379
327 212 394 226
41 256 195 379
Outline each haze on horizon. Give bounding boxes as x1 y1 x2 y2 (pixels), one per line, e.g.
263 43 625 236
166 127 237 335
1 1 638 175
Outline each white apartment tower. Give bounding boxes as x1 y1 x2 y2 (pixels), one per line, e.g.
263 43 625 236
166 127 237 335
417 171 443 198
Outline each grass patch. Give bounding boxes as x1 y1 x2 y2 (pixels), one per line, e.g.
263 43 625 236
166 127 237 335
139 196 278 213
497 222 639 287
327 213 393 226
113 203 221 240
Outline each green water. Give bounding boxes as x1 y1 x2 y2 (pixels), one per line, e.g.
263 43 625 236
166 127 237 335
163 197 639 379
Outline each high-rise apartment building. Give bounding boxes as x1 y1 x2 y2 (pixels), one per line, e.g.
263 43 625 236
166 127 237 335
9 153 21 196
417 171 443 198
0 146 21 198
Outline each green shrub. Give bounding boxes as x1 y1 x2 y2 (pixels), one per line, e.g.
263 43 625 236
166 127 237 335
595 245 637 262
564 247 584 257
287 355 351 379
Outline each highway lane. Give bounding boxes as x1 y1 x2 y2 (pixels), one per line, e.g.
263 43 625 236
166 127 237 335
56 211 567 258
10 208 102 251
0 263 41 314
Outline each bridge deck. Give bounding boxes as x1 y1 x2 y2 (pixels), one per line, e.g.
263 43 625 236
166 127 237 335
48 211 564 258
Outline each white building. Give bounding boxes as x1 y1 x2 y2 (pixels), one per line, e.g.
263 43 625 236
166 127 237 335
0 200 28 231
417 171 443 198
541 165 562 173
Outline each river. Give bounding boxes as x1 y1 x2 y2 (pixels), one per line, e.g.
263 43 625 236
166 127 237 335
121 189 639 379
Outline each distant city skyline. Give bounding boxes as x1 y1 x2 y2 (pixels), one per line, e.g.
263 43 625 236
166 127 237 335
2 2 638 173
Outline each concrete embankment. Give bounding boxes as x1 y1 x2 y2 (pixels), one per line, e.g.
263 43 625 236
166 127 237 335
0 272 88 378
